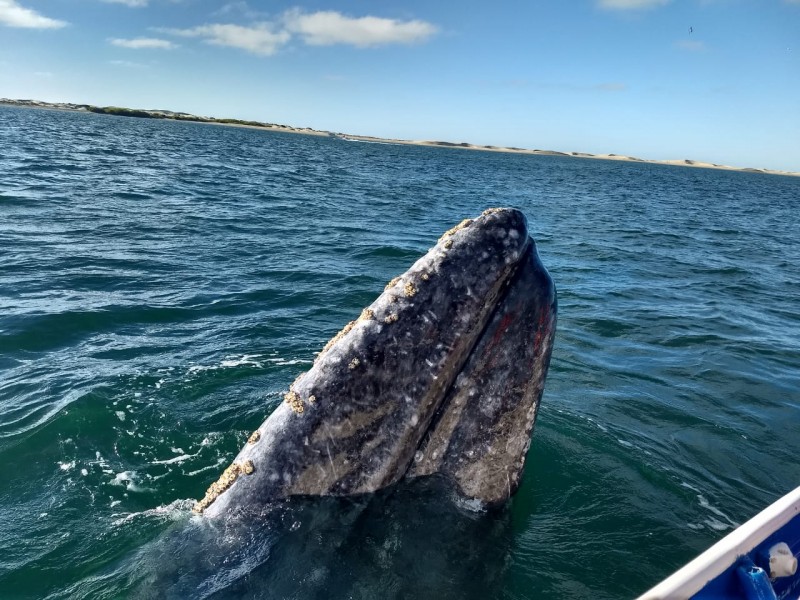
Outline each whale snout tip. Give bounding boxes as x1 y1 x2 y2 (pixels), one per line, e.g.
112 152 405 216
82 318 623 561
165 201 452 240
480 206 527 228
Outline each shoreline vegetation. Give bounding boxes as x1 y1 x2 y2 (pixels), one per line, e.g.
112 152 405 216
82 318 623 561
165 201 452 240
4 98 797 178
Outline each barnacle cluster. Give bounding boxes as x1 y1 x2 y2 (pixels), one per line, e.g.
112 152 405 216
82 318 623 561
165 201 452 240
438 218 473 247
284 390 305 414
359 308 375 321
308 394 317 403
320 319 356 355
348 357 360 370
385 276 401 291
384 313 399 324
482 207 502 216
247 430 261 444
440 218 474 240
192 460 255 514
404 282 417 297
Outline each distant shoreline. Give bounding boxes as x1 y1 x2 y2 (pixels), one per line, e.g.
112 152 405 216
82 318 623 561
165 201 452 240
4 99 797 178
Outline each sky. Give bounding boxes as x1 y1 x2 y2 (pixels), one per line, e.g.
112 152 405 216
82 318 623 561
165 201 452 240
1 0 799 171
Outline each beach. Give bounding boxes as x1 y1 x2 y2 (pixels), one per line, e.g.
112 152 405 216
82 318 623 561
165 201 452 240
3 98 797 178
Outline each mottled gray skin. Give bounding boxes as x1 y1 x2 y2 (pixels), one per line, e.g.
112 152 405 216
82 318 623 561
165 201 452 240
200 208 556 518
406 243 557 506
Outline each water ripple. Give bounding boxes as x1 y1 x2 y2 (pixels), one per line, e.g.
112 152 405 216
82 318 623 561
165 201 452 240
1 105 799 599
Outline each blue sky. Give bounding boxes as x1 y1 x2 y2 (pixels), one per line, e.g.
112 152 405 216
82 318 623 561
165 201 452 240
2 0 798 170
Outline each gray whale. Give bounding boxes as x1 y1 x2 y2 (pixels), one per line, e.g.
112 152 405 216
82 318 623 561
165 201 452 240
195 207 557 518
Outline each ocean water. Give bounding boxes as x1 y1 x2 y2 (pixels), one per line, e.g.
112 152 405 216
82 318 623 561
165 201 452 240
1 105 799 599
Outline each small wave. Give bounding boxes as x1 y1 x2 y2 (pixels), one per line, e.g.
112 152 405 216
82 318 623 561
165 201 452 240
110 498 195 527
681 482 739 531
111 470 152 493
188 354 311 374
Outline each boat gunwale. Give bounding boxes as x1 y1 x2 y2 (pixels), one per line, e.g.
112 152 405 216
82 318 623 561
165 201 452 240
637 485 800 599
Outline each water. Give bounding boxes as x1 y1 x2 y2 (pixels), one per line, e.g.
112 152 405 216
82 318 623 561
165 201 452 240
1 105 799 599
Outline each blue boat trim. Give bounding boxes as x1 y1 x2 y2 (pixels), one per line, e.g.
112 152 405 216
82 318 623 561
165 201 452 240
639 486 800 599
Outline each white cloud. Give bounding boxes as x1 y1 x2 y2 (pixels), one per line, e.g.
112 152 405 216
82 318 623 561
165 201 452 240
0 0 66 28
167 23 291 56
598 0 670 9
214 1 266 19
283 10 437 47
109 59 148 68
102 0 148 7
161 9 438 56
110 37 176 49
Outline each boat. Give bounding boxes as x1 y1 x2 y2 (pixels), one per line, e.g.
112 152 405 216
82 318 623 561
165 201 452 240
638 485 800 599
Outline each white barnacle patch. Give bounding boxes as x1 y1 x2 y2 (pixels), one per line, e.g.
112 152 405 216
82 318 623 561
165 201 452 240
284 390 305 414
192 459 254 514
348 357 360 370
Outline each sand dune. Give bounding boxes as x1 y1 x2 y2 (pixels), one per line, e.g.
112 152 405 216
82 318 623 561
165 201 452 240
3 99 796 177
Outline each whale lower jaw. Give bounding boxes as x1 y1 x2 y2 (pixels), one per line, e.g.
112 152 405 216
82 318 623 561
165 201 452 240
197 208 557 518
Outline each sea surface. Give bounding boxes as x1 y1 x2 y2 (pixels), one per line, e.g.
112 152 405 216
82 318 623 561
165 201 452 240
1 105 799 599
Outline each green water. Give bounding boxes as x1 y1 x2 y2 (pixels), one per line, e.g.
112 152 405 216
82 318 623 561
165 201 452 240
1 105 799 598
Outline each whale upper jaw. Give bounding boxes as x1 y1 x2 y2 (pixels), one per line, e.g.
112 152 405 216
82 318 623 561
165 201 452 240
197 208 557 518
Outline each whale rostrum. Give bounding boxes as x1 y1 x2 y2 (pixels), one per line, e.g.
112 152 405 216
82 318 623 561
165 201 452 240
194 207 557 517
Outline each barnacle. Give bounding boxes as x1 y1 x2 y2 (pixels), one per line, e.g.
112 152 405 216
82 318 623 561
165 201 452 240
284 390 305 414
384 313 399 324
192 460 254 514
247 430 261 444
404 282 417 297
320 320 356 355
385 276 401 291
348 357 360 370
438 218 473 242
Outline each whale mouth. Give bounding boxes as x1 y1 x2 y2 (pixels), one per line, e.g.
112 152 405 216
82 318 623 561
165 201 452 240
196 208 557 517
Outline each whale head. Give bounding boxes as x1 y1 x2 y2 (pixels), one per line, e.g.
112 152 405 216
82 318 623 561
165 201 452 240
195 208 557 518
